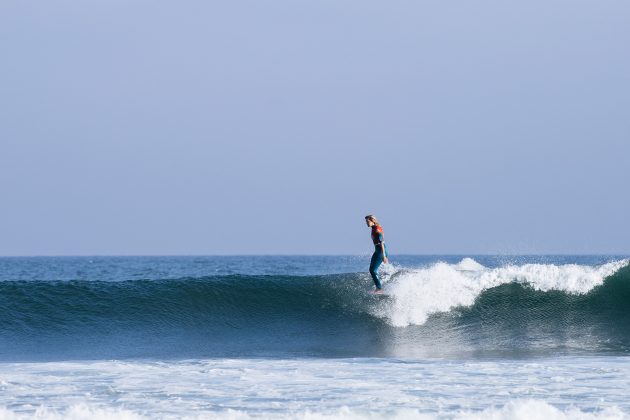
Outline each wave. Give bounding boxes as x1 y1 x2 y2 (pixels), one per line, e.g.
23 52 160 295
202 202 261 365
1 259 629 359
375 258 629 326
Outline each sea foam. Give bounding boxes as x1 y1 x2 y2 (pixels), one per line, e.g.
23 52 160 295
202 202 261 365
1 357 628 419
376 258 629 327
0 401 624 420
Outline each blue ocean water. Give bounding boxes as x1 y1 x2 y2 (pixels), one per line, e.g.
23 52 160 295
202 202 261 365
0 255 629 419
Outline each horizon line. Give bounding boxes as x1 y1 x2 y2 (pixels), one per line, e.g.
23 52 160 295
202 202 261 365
1 253 629 258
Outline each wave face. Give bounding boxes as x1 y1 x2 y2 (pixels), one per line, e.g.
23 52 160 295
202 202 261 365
1 258 629 360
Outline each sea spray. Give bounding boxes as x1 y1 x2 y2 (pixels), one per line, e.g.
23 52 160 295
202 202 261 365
376 259 629 327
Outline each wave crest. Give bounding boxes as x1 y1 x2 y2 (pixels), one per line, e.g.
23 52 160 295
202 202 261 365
375 259 629 327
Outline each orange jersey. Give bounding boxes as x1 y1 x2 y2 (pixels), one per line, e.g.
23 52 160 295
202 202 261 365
371 225 384 245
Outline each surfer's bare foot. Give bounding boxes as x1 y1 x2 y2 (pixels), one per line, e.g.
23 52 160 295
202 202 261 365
373 289 384 294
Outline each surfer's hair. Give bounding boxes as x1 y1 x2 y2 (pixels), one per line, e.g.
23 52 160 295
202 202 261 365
365 215 379 225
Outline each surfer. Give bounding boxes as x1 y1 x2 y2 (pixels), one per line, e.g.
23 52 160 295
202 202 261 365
365 215 388 293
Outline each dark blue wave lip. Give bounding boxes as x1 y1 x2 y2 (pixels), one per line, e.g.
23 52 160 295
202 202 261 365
1 264 630 362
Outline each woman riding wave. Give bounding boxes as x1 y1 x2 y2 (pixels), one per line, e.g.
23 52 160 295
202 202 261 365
365 215 388 293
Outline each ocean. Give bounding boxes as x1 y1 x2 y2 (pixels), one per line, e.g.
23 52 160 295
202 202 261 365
0 255 629 419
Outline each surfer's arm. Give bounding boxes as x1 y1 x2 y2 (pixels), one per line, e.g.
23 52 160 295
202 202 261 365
380 237 388 264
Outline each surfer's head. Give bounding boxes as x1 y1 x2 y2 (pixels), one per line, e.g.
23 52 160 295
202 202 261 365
365 215 378 227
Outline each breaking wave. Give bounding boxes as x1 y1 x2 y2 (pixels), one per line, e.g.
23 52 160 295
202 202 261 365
1 259 629 359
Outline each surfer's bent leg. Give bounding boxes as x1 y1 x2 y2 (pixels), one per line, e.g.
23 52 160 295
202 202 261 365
369 249 383 289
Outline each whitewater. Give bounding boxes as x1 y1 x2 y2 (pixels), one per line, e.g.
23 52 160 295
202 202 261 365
0 255 629 419
375 257 629 326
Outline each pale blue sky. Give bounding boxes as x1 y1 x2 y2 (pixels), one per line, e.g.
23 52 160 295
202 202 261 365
1 1 628 255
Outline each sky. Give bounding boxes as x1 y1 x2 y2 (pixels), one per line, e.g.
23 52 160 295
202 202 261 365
0 0 629 256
